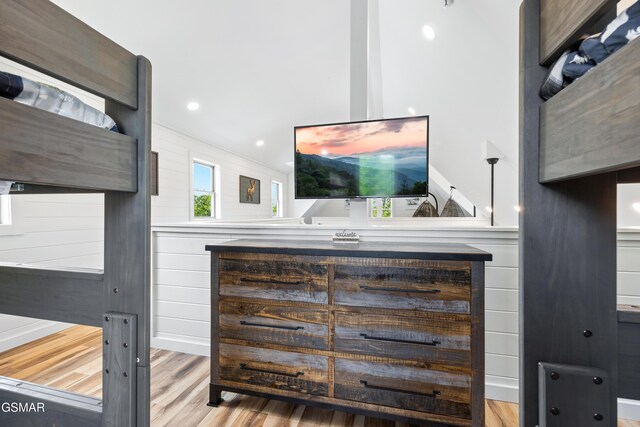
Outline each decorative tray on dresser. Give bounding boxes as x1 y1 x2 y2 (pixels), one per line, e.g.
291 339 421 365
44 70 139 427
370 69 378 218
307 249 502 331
206 239 492 427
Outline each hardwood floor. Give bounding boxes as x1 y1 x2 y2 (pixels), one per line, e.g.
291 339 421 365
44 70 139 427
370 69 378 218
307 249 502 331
0 325 636 426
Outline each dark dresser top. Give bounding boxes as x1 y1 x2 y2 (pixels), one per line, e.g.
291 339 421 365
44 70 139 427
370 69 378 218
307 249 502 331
206 239 492 262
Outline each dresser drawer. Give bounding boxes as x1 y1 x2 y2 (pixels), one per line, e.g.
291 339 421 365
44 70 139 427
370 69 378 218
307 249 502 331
219 343 328 396
334 358 471 419
220 302 329 350
334 312 470 366
334 261 471 313
219 255 328 304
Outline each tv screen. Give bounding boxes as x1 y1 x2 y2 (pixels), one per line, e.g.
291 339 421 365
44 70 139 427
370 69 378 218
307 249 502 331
294 116 429 199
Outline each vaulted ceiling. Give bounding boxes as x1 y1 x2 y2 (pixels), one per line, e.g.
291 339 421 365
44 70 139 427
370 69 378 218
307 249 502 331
53 0 351 173
52 0 521 224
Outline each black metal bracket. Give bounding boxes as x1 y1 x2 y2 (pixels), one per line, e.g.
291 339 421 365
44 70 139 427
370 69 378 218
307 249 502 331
103 312 137 427
538 362 610 427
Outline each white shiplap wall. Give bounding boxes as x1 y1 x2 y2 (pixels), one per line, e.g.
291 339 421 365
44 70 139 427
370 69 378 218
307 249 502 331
0 58 289 351
150 224 640 413
152 125 289 223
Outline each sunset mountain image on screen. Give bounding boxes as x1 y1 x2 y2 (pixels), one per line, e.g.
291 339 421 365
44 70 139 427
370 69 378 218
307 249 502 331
295 116 429 198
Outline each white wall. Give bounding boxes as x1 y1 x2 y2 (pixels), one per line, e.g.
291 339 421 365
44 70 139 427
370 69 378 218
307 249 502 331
376 0 521 226
149 224 640 417
619 184 640 228
152 125 288 223
372 1 640 228
0 58 288 351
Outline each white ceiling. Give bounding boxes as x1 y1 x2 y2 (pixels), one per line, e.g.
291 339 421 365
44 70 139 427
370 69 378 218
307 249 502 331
52 0 522 224
52 0 351 173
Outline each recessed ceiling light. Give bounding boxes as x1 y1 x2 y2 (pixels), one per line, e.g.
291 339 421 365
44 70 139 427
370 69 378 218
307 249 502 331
187 102 200 111
633 202 640 213
256 140 265 147
485 206 493 213
408 107 416 116
514 205 522 212
423 25 436 40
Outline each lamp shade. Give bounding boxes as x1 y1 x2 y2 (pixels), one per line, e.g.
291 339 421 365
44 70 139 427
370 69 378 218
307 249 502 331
441 197 471 217
413 200 439 217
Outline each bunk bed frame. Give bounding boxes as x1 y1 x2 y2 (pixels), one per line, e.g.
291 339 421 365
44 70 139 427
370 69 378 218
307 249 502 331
0 1 151 426
521 0 640 425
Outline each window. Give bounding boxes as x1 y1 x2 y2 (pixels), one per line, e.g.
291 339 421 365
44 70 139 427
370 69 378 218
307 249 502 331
0 195 11 225
192 161 215 219
370 197 392 218
271 181 283 217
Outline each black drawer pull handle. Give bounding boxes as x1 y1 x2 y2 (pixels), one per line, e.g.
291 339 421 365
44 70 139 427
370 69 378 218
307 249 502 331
359 333 440 346
239 363 304 378
240 321 304 331
359 285 441 294
240 278 304 286
360 380 440 398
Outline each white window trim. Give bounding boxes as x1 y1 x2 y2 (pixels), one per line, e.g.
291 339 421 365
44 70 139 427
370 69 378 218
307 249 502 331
0 195 10 225
0 194 22 236
189 154 221 221
271 180 283 218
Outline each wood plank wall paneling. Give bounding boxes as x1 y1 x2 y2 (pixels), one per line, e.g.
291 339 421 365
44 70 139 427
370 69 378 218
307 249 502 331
151 227 640 405
539 0 616 64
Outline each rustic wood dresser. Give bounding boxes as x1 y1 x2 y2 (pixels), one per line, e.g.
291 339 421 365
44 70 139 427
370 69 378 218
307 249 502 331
206 240 491 426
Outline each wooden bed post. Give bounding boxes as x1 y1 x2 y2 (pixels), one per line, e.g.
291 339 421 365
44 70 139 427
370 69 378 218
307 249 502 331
520 1 618 425
104 56 152 427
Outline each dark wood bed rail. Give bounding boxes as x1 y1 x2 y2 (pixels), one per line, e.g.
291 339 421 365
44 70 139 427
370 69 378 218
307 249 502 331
540 0 617 64
0 97 138 192
0 377 103 427
540 37 640 183
0 263 104 327
0 0 138 108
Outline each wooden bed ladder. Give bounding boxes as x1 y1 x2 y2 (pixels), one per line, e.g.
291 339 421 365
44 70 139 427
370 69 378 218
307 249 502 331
0 1 152 426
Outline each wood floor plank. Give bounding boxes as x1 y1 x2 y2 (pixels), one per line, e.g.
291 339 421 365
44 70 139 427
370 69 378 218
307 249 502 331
261 399 299 427
0 325 638 426
300 406 341 426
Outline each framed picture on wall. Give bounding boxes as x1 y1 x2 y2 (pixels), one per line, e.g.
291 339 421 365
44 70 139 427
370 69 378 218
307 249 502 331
405 197 422 210
239 175 260 204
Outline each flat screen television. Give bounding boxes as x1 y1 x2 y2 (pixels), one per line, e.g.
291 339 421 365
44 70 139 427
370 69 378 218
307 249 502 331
294 115 429 199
